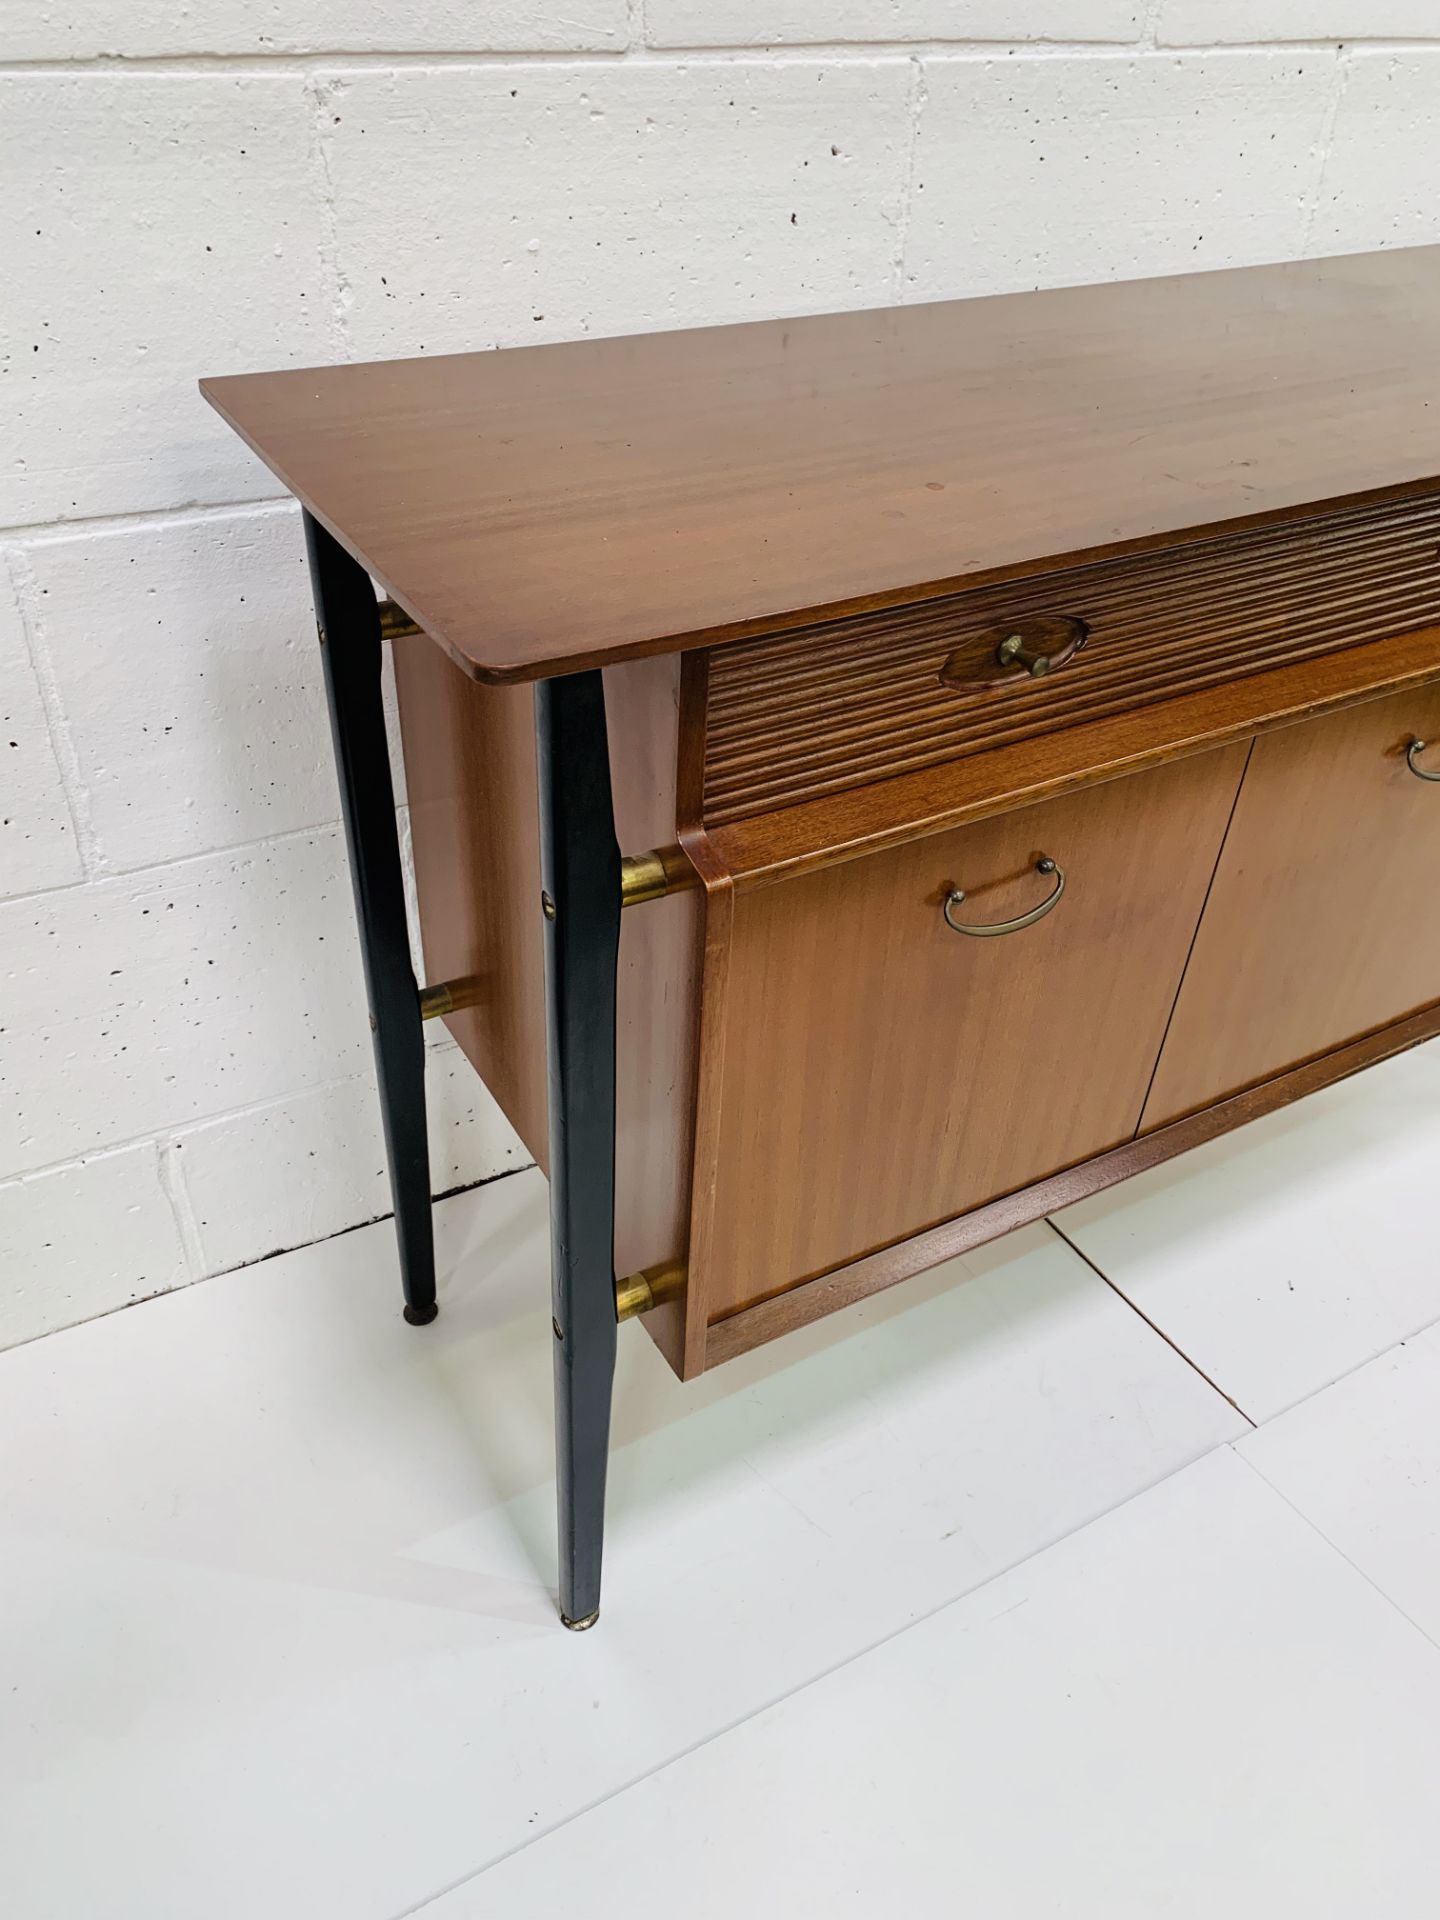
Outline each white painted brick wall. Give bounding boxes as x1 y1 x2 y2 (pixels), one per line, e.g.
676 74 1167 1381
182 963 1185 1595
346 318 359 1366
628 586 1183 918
23 506 335 872
2 12 1436 1349
1317 52 1440 254
0 1145 187 1348
646 3 1146 47
326 61 914 360
1157 4 1440 44
4 75 333 524
8 3 628 62
906 52 1336 300
1 568 83 897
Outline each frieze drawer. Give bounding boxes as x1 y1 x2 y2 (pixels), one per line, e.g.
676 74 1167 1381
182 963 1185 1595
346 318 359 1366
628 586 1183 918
701 492 1440 825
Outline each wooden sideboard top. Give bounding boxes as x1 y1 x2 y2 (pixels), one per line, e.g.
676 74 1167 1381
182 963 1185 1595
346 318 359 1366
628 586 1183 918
202 245 1440 684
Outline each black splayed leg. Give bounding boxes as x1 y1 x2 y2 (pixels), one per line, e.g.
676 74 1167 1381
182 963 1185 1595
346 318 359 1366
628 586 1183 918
535 671 622 1629
304 512 437 1327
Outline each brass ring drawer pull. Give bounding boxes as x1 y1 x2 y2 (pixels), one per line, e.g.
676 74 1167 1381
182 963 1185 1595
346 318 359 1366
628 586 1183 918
943 857 1065 938
1407 738 1440 782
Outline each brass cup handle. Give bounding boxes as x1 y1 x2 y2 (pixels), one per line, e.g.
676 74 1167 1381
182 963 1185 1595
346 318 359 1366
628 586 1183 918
943 857 1065 938
1407 738 1440 783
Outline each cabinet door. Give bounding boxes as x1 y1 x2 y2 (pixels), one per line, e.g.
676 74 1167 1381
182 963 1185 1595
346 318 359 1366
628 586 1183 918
1144 684 1440 1130
698 744 1250 1321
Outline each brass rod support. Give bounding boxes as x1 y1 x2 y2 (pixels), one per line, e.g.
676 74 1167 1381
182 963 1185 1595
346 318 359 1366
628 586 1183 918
419 851 691 1020
419 975 483 1021
378 598 422 642
620 845 696 908
614 1261 686 1322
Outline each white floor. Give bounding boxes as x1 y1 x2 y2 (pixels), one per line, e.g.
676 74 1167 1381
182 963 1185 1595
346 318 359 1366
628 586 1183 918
5 1042 1440 1918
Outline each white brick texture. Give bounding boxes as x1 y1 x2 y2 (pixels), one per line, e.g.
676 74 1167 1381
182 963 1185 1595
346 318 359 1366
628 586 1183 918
0 830 370 1180
173 1051 527 1276
4 76 331 526
0 1146 188 1349
1314 53 1440 256
325 61 913 361
0 14 1428 1349
906 53 1336 301
9 2 627 61
647 2 1144 46
0 567 83 898
1159 3 1440 44
24 506 336 873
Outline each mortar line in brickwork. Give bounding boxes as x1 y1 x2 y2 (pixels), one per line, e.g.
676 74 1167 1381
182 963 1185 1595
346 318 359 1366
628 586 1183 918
4 40 1435 77
0 1159 533 1358
4 546 103 880
156 1136 209 1280
0 813 353 910
305 70 353 359
0 1045 491 1196
1301 46 1353 253
891 53 926 303
629 35 1439 57
0 493 294 546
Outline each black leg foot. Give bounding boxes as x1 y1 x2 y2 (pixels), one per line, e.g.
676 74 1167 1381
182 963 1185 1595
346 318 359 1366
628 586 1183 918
536 671 622 1630
304 512 437 1326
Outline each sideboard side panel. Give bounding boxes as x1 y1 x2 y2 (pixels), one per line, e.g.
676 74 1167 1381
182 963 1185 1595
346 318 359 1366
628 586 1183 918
606 655 705 1377
395 639 704 1377
393 635 550 1167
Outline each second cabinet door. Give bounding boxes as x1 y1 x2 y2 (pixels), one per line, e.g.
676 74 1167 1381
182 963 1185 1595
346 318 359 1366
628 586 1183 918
700 743 1250 1321
1144 682 1440 1129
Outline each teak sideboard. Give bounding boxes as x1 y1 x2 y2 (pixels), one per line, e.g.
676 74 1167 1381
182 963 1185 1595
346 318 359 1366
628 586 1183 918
204 245 1440 1628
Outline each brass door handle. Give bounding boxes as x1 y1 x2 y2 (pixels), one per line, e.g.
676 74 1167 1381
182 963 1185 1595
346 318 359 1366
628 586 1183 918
1407 738 1440 782
943 857 1065 938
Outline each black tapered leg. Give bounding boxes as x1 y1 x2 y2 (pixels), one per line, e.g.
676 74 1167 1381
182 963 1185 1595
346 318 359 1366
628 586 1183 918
535 671 622 1629
304 512 437 1327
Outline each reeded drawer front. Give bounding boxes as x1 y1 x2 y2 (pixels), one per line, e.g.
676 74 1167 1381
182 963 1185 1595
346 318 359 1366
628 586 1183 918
702 493 1440 826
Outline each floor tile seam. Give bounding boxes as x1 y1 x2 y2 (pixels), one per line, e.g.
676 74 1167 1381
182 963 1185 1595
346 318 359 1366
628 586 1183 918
1229 1444 1440 1661
1043 1217 1257 1426
389 1437 1242 1916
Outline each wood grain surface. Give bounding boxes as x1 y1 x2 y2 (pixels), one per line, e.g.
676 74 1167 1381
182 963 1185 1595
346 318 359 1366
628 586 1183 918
704 997 1440 1368
703 626 1440 888
393 638 550 1163
605 654 704 1377
1143 682 1440 1127
702 492 1440 824
693 743 1250 1322
394 642 702 1379
203 247 1440 683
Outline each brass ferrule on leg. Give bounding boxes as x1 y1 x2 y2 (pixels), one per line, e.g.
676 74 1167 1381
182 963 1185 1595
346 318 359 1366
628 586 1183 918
419 852 693 1023
614 1261 686 1322
377 598 421 641
620 846 696 908
418 975 484 1021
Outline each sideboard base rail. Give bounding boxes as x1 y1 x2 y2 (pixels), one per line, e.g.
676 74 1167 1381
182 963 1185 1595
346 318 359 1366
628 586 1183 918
703 999 1440 1369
